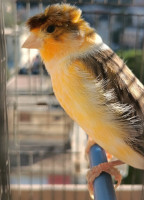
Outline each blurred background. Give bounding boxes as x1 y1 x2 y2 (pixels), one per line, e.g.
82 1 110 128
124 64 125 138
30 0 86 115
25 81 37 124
0 0 144 199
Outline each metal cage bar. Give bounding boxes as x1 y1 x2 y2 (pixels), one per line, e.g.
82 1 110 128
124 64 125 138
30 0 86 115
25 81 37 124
0 0 10 199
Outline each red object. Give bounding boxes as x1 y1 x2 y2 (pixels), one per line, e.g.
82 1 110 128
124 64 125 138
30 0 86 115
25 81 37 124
48 175 70 184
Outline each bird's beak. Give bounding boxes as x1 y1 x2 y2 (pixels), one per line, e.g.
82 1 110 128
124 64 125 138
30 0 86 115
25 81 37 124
22 33 42 49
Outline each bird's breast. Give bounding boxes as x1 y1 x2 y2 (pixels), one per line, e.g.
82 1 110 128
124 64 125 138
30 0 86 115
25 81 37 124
50 59 121 138
48 59 144 169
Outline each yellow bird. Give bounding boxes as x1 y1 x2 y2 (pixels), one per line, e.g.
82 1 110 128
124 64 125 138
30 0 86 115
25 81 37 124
22 3 144 192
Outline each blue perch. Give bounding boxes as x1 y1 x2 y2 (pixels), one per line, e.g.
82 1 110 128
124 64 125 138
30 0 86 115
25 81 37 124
89 144 117 200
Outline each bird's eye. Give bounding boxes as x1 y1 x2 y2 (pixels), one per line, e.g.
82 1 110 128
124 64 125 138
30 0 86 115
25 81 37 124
46 25 55 33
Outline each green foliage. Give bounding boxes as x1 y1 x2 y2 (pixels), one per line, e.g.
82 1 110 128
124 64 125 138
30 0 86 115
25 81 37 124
123 167 144 184
117 49 144 84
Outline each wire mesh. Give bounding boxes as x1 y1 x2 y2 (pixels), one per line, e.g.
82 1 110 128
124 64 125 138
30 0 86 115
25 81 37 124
2 0 144 200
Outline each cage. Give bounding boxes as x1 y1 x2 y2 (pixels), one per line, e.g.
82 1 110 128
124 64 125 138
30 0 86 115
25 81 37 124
1 0 144 199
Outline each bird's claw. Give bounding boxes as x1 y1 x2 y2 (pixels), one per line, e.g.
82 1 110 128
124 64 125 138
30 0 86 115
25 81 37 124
86 161 122 198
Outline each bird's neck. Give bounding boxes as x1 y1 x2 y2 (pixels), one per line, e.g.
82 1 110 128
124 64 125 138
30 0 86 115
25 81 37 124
41 33 107 75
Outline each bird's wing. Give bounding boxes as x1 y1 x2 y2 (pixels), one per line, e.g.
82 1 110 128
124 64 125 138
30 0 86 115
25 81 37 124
80 47 144 115
77 47 144 156
97 48 144 113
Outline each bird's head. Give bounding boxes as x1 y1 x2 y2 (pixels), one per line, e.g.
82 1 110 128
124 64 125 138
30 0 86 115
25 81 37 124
22 4 97 63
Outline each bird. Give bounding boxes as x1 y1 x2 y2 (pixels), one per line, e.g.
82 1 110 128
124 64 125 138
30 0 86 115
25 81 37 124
22 3 144 195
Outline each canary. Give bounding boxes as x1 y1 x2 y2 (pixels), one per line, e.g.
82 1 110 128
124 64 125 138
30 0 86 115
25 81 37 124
22 3 144 190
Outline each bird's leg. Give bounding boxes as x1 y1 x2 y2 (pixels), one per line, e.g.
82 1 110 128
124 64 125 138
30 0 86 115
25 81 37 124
85 137 113 161
85 137 124 198
85 137 96 161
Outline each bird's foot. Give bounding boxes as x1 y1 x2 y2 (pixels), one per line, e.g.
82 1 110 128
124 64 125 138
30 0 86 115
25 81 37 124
87 160 124 198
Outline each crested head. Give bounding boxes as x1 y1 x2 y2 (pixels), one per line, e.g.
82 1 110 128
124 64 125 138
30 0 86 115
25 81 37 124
26 3 94 40
27 4 82 30
23 4 99 65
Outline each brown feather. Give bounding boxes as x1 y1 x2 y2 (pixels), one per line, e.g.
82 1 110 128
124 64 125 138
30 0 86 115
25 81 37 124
77 48 144 156
26 4 82 31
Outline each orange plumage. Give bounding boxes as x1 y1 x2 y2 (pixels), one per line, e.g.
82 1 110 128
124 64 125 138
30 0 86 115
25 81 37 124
22 3 144 171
